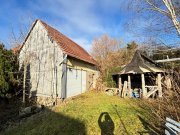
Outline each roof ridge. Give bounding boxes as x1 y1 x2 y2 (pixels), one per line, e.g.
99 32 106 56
38 20 96 65
42 20 89 53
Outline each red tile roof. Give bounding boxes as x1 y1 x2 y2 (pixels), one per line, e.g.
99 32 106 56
12 45 22 55
39 20 96 65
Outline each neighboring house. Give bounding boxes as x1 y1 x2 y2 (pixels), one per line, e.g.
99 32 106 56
113 50 164 98
19 19 98 104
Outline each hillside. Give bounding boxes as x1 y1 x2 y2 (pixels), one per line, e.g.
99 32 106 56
2 91 158 135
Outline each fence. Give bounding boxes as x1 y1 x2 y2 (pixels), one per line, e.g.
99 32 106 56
165 117 180 135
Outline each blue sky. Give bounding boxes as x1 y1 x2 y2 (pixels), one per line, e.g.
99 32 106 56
0 0 179 51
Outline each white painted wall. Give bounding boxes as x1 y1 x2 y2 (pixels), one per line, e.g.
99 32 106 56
66 68 82 97
19 21 63 98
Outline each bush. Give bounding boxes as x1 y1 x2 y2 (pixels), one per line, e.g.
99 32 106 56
104 66 121 87
0 43 18 98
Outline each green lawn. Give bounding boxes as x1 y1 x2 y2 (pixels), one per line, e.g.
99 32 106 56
2 91 156 135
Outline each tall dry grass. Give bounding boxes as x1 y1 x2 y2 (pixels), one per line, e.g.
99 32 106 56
136 69 180 134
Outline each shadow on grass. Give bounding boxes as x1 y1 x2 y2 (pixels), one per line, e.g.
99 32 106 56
1 107 86 135
98 112 114 135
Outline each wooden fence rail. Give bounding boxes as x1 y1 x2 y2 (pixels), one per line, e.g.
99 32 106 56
165 117 180 135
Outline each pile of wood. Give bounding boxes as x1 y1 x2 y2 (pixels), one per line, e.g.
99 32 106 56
105 88 120 96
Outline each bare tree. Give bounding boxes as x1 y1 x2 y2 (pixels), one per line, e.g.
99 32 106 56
91 35 138 87
9 17 35 105
9 16 34 48
91 34 119 60
144 0 180 36
126 0 180 46
91 35 121 84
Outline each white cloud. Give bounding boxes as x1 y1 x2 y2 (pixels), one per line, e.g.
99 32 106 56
28 0 105 35
25 0 110 51
1 0 141 50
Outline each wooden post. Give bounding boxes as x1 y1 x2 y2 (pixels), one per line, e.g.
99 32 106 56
157 73 162 97
128 75 131 97
141 73 146 98
118 75 122 97
122 81 127 98
118 75 122 90
165 76 172 90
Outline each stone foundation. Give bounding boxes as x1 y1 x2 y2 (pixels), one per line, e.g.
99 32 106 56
30 96 63 106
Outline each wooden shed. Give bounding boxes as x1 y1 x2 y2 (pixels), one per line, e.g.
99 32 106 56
113 50 164 98
18 19 99 105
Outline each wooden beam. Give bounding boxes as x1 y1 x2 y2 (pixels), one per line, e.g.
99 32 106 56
128 75 131 89
141 74 146 98
155 58 180 63
118 75 122 90
118 75 122 96
128 75 131 97
157 73 162 97
145 86 158 98
122 81 127 98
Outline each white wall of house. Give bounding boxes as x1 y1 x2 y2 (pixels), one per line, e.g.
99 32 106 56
19 21 63 98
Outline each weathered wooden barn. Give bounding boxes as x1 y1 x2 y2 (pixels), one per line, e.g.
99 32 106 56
113 50 164 98
19 20 98 105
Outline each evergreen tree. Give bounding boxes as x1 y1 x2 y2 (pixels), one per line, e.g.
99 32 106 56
126 41 138 62
0 43 18 98
127 41 138 51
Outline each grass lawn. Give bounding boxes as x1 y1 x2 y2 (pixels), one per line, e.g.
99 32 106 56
2 91 155 135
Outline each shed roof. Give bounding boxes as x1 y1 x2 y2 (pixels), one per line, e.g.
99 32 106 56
116 50 164 75
20 19 96 65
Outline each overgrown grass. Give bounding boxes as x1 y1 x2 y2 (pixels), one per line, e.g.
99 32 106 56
2 91 156 135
